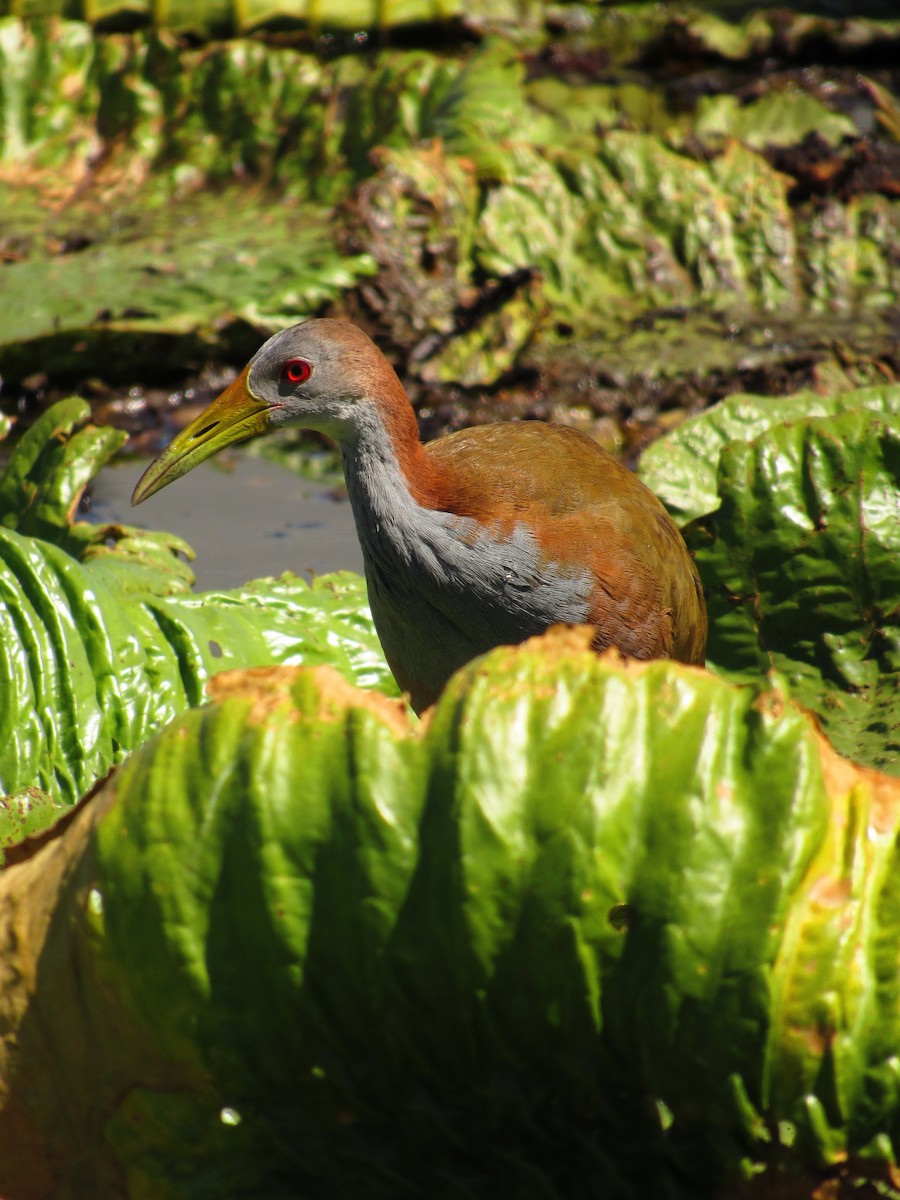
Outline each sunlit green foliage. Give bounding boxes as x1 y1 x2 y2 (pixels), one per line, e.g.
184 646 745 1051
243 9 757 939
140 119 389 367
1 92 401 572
0 405 394 807
2 21 899 385
9 641 896 1196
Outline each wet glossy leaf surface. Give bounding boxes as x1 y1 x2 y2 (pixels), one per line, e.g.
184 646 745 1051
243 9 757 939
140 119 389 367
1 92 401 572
0 531 392 804
4 643 898 1197
640 384 900 525
686 408 900 775
0 402 393 805
0 787 65 849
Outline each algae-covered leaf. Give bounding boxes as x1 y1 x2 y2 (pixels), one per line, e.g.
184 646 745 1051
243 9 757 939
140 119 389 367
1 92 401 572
3 18 900 391
3 642 899 1196
688 408 900 775
801 193 900 314
476 149 602 316
473 134 801 325
640 383 900 525
343 144 481 344
694 91 857 150
571 134 796 311
0 189 375 381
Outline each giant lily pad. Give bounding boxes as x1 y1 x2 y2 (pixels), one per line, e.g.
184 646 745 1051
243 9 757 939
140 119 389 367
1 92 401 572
686 407 900 775
0 400 393 808
639 383 900 525
0 640 899 1197
0 186 376 383
0 397 196 590
0 523 391 806
2 21 899 397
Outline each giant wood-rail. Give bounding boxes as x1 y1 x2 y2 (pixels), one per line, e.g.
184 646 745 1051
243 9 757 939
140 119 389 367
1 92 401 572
133 319 707 712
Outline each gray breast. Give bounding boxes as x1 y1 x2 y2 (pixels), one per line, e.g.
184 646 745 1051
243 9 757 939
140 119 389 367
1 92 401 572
359 506 593 704
340 425 594 707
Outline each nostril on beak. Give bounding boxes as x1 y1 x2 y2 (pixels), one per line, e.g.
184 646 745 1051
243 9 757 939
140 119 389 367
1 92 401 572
192 423 219 440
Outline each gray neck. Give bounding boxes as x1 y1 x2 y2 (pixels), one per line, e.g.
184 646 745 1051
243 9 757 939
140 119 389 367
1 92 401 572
338 409 428 562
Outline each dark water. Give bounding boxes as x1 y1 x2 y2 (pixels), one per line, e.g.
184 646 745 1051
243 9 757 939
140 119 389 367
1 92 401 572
90 452 364 592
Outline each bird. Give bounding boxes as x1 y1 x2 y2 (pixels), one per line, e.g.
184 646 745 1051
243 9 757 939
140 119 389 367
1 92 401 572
133 319 707 713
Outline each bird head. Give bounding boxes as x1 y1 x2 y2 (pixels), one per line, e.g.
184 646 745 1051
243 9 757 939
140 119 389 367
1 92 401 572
132 319 391 506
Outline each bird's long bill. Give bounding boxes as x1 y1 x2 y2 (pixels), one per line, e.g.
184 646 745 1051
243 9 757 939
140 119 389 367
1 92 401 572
131 368 269 506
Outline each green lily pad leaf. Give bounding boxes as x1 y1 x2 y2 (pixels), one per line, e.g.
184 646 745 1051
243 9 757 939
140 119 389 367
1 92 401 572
4 641 900 1195
687 408 900 775
526 78 621 137
79 525 198 596
695 92 857 150
477 149 601 317
475 136 800 323
419 43 554 179
0 787 67 849
0 399 392 807
639 383 900 526
0 398 195 589
170 570 392 693
0 398 115 535
0 525 392 807
672 9 900 64
0 189 376 382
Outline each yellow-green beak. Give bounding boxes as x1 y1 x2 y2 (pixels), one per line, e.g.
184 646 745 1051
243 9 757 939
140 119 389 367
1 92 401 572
131 367 269 506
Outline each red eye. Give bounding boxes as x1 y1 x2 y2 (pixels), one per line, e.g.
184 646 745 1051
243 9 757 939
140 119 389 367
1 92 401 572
281 358 311 384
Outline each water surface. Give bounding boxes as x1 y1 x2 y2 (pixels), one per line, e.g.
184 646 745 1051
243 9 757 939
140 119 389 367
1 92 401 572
90 452 364 592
